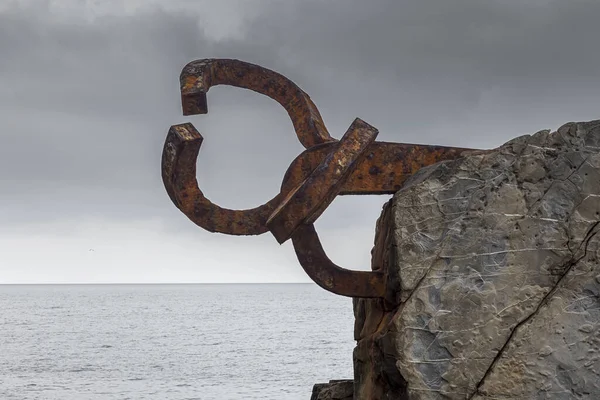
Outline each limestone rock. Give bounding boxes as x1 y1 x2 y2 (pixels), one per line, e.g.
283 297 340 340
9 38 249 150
354 120 600 399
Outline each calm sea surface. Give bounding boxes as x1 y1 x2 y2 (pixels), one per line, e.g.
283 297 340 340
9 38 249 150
0 284 356 400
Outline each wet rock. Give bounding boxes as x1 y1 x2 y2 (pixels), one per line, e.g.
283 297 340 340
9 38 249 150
354 119 600 399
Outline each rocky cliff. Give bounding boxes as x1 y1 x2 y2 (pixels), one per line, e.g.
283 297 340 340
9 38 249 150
319 119 600 399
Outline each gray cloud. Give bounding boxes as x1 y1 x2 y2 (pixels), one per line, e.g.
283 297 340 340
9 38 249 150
1 0 600 282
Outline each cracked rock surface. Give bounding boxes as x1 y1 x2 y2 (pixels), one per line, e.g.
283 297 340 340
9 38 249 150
353 120 600 399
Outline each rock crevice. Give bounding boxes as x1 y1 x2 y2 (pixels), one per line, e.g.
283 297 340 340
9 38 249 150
471 220 600 399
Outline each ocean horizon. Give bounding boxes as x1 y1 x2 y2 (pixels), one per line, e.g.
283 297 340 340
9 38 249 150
0 283 356 400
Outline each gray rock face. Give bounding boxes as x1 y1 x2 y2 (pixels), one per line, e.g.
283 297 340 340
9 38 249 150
353 120 600 399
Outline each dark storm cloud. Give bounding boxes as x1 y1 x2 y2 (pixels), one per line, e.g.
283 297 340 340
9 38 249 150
2 0 600 232
0 4 301 227
237 0 600 136
0 6 202 223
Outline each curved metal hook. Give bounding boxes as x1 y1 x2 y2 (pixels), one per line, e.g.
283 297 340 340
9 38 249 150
291 224 386 298
162 123 282 235
163 58 339 235
180 58 336 149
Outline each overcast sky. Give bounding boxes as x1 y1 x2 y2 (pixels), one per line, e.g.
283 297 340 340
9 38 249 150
1 0 599 283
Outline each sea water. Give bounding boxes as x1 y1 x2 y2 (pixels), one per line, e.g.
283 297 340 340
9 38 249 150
0 284 356 400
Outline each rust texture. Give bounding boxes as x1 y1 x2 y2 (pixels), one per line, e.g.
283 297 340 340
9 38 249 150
162 58 491 299
267 118 378 244
180 58 335 149
162 123 282 235
280 141 477 196
291 224 386 298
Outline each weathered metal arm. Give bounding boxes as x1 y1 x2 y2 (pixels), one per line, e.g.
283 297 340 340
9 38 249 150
280 141 477 195
291 224 386 298
162 123 282 235
180 58 335 149
161 122 389 298
162 58 341 235
163 58 490 299
162 120 477 237
161 120 478 298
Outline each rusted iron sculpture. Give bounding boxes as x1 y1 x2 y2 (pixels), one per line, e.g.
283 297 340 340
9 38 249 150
162 59 487 300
